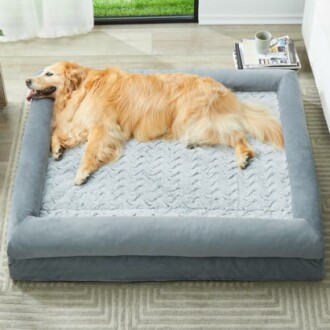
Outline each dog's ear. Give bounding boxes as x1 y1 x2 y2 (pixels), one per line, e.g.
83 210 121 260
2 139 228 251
63 63 87 93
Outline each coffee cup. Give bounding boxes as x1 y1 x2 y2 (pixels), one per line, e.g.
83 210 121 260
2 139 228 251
255 31 272 55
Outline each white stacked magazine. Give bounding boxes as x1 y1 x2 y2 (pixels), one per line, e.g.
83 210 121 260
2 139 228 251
234 36 301 70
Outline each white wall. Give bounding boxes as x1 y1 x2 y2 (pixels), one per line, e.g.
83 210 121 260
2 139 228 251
199 0 305 25
302 0 330 131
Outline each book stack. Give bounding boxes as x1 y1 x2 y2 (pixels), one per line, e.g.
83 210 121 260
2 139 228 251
233 36 301 70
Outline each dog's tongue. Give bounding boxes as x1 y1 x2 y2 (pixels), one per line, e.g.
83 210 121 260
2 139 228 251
26 90 36 101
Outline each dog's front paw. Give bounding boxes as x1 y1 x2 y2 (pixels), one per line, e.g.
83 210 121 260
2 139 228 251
74 170 91 186
52 146 65 161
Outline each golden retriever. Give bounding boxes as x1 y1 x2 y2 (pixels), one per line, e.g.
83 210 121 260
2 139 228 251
26 61 284 185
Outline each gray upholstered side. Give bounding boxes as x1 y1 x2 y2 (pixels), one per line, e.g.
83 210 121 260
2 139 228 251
8 215 320 259
9 256 323 282
7 69 323 281
277 71 323 236
8 98 53 235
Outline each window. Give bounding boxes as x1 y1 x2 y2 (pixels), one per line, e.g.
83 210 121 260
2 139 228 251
93 0 198 24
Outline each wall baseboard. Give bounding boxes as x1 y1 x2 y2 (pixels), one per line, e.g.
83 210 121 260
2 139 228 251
199 14 303 25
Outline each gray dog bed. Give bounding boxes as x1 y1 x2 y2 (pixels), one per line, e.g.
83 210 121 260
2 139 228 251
7 69 324 281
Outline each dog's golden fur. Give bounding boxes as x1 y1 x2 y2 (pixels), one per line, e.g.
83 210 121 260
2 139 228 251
26 61 284 185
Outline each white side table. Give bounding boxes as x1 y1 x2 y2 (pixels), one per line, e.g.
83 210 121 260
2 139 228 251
0 64 7 108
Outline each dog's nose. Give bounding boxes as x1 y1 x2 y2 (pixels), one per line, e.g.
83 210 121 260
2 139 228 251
25 79 32 86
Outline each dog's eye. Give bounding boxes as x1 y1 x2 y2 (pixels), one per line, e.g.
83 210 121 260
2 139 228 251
45 72 53 77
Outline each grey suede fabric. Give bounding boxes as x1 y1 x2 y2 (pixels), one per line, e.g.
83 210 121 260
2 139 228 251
7 69 324 281
9 256 323 282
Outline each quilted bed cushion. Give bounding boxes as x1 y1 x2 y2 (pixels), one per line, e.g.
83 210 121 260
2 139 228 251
41 92 292 220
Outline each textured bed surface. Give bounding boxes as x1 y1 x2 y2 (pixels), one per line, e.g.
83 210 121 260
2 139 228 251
40 91 292 219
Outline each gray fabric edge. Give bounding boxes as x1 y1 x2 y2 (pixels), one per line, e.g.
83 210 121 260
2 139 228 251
7 69 323 260
129 68 286 92
7 98 53 235
277 71 324 237
8 255 324 282
9 215 320 259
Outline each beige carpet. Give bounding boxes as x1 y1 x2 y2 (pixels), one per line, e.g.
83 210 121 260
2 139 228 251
0 75 330 329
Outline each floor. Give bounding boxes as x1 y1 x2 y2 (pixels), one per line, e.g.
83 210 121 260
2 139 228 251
1 24 330 329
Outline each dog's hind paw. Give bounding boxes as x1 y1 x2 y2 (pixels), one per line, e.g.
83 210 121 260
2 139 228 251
237 149 255 170
238 151 255 170
239 155 252 169
186 144 196 149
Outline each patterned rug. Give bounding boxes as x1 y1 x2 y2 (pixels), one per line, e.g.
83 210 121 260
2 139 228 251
0 76 329 329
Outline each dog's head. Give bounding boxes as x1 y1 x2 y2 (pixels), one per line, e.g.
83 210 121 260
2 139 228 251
25 61 87 101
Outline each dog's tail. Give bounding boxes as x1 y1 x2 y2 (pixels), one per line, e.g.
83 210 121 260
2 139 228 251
240 102 284 149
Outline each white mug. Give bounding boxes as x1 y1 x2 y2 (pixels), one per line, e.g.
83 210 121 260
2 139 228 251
255 31 272 55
